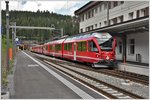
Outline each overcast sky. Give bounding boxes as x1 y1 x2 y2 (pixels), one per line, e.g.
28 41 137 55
1 0 89 16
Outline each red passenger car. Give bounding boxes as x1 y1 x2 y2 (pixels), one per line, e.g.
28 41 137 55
31 32 117 68
62 33 116 67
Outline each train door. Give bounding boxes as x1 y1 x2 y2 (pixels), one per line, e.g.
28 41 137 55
74 42 76 61
88 40 100 63
53 44 55 56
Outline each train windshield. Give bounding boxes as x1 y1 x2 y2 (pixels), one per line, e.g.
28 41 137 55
96 34 113 51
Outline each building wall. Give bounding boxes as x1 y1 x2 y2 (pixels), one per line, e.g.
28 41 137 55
126 31 149 63
115 31 149 64
79 1 149 32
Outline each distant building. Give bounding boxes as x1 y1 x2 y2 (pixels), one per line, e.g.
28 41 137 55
75 1 149 64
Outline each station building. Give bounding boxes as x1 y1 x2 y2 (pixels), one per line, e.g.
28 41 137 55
75 1 149 65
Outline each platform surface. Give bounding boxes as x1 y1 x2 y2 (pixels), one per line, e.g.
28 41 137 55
118 62 149 76
12 51 106 99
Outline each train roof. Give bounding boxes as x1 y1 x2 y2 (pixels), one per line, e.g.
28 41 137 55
45 38 66 44
44 32 112 44
32 44 43 47
64 32 112 42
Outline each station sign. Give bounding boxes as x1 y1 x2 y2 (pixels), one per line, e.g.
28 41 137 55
15 38 21 45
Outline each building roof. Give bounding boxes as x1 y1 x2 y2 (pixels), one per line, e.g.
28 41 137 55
74 1 101 15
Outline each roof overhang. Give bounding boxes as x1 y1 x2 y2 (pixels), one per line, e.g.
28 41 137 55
74 1 101 15
81 16 149 35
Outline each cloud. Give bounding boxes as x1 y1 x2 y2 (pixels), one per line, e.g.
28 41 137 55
21 0 27 5
1 1 89 16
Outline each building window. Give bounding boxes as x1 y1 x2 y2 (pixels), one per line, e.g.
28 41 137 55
104 3 107 10
81 15 84 22
113 1 118 7
141 7 149 17
95 24 97 29
104 21 107 26
99 5 102 12
86 13 88 19
118 15 123 23
79 16 82 22
118 41 122 54
136 10 140 18
95 7 98 14
90 25 93 30
91 9 94 17
88 11 91 18
129 39 135 55
128 12 134 20
112 17 117 24
86 26 91 31
99 22 101 27
120 1 124 4
80 28 83 33
86 27 88 31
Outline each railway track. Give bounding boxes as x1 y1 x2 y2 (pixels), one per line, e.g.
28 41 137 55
97 69 149 85
32 54 145 99
33 53 149 85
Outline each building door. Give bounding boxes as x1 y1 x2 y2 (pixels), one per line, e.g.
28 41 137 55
74 42 76 61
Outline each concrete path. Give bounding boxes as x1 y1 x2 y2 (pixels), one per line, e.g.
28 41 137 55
12 51 106 99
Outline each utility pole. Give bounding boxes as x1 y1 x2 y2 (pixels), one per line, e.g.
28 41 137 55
12 26 14 58
0 0 2 88
14 22 16 54
11 22 16 58
6 1 9 73
61 28 63 37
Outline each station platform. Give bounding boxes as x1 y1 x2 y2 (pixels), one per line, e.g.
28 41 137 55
117 62 149 76
10 51 106 99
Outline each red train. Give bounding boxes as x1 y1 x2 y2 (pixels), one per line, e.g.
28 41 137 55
31 32 117 68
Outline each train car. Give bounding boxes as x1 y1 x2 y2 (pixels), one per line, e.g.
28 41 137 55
62 32 116 67
31 45 43 54
45 38 66 58
43 43 50 55
31 32 116 68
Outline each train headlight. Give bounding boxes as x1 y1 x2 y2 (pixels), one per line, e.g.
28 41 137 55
106 56 109 60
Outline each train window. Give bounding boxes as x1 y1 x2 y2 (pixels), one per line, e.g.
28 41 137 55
88 41 98 52
59 44 62 50
55 44 62 51
50 45 52 50
77 41 87 52
82 41 87 51
77 42 82 51
68 43 72 51
45 46 47 50
64 44 67 50
64 43 72 51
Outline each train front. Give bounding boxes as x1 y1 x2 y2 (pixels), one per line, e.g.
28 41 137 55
94 33 117 67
